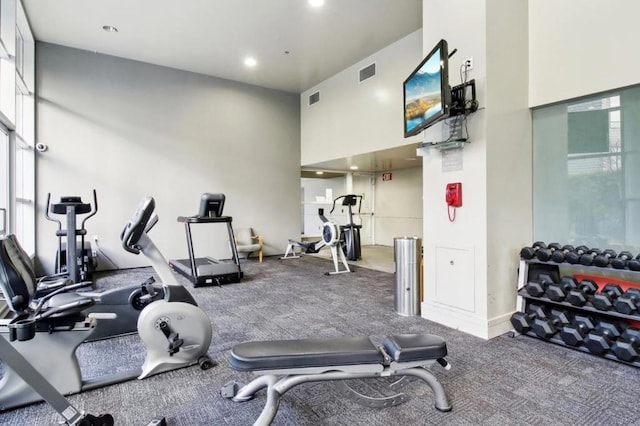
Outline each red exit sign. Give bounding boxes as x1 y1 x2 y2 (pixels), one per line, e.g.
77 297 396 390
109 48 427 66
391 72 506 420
382 172 392 181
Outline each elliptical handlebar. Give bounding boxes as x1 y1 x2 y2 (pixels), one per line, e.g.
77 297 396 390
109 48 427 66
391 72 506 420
329 197 340 215
43 193 61 228
352 194 363 216
121 197 156 255
80 189 98 230
329 194 363 216
44 189 99 233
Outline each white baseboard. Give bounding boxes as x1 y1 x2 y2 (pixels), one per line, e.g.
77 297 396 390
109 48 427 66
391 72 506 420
421 302 515 339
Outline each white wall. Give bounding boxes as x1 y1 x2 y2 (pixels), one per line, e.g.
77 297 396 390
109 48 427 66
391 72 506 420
485 0 532 320
419 0 638 338
420 0 530 339
35 43 301 273
374 167 422 246
299 29 424 247
420 0 488 337
301 30 423 165
529 0 640 107
301 177 346 237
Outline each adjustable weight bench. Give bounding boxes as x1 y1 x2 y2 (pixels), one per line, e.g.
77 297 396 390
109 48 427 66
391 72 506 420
221 333 452 425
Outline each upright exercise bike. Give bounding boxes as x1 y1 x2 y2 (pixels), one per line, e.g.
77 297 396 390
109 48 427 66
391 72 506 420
0 196 213 410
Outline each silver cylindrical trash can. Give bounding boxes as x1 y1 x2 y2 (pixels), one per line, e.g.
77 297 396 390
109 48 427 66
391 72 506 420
394 236 422 316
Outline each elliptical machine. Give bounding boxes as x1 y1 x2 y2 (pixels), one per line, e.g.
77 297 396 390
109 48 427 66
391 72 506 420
330 194 363 261
281 208 351 275
0 196 213 410
44 190 99 284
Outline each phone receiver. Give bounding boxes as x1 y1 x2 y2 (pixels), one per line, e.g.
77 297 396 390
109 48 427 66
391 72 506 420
445 183 462 207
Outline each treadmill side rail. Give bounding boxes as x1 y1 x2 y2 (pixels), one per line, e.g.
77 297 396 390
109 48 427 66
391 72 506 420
170 215 243 287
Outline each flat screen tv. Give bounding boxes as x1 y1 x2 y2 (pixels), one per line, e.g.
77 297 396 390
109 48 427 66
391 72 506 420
403 39 450 138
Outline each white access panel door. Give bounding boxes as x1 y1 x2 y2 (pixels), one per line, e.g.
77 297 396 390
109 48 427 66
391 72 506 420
434 246 475 312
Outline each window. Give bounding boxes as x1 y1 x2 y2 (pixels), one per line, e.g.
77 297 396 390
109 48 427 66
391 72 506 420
0 1 35 252
15 25 22 78
14 133 34 251
13 2 35 253
0 127 7 237
533 86 640 252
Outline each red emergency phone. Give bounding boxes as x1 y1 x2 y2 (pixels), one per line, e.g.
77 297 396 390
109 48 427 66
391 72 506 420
445 182 462 207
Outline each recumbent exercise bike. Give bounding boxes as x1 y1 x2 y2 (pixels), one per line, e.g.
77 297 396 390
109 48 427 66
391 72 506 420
0 196 214 410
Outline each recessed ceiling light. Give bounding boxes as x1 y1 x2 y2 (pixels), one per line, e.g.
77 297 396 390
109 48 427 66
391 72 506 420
102 25 118 33
309 0 325 7
349 166 358 170
316 171 324 175
244 57 257 67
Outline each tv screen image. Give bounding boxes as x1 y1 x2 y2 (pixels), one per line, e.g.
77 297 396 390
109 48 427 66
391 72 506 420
403 39 449 137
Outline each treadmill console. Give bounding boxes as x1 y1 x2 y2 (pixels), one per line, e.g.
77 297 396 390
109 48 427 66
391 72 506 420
198 193 225 218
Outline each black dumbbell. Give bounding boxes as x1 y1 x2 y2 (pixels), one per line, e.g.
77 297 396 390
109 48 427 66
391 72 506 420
559 315 595 346
510 303 547 334
591 283 624 311
520 241 547 260
565 279 599 306
566 245 589 264
578 248 603 266
584 320 625 355
614 288 640 315
550 244 575 263
510 312 534 333
531 309 571 340
535 242 562 262
628 254 640 272
611 251 635 270
593 249 617 267
523 274 555 297
545 276 578 302
611 328 640 362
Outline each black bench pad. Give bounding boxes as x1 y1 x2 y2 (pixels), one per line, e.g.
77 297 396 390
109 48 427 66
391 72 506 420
383 333 447 363
230 336 382 371
230 333 448 371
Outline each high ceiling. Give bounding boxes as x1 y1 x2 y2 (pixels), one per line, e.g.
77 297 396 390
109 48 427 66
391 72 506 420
23 0 422 94
23 0 424 174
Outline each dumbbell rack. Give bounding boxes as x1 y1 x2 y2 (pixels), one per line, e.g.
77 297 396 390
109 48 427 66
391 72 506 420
515 258 640 367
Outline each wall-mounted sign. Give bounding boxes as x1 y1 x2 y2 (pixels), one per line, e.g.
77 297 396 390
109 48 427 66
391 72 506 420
382 172 392 181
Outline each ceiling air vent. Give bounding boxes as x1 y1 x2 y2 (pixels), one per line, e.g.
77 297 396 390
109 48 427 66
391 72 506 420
308 91 320 106
359 63 376 83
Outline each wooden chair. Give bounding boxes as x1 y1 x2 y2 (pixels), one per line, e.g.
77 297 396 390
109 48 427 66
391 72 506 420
235 228 263 262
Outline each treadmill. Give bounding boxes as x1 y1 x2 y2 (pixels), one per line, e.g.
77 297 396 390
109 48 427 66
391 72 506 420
169 193 243 287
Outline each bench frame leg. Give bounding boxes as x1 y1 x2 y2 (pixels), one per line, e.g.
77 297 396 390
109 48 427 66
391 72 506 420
228 366 451 426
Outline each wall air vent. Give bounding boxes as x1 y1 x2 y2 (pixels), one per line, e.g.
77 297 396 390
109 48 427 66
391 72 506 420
308 91 320 106
359 63 376 83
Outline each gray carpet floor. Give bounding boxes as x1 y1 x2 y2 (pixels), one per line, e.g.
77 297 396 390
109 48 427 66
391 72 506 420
1 255 640 425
